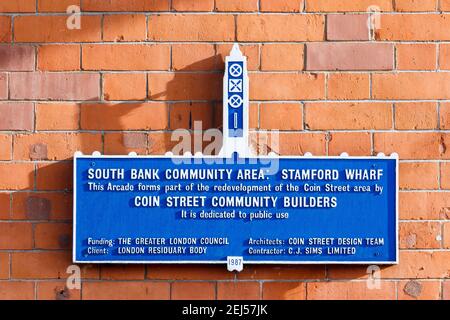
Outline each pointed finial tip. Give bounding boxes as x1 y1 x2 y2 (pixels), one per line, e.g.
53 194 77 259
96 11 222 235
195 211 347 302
230 43 243 57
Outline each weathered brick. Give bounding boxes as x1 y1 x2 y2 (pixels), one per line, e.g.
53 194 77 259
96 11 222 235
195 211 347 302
438 44 450 69
441 103 450 129
444 223 450 248
103 73 147 101
395 102 438 130
396 44 436 70
172 0 214 11
172 282 216 300
147 265 233 280
34 223 72 249
82 0 169 11
0 252 9 279
82 44 170 71
328 132 371 156
399 192 450 220
148 14 235 41
170 103 216 130
307 281 396 300
250 73 325 100
0 282 34 300
217 282 260 300
255 133 326 156
0 0 36 12
306 0 393 12
81 103 168 130
327 14 369 40
373 73 450 99
36 103 80 130
377 14 450 40
103 14 146 42
36 281 81 300
445 281 450 299
104 133 148 155
38 0 81 12
305 103 392 130
0 222 33 249
0 163 34 190
442 0 450 11
327 73 370 100
171 44 217 71
398 280 441 300
0 45 35 71
395 0 437 12
10 73 100 100
262 282 306 300
0 16 12 42
36 162 73 191
14 16 102 42
148 73 222 100
12 192 72 220
441 163 450 189
82 282 170 300
216 44 260 71
260 103 303 130
399 222 441 249
0 103 33 131
260 0 303 12
399 162 439 190
0 193 10 220
237 14 324 41
100 265 145 280
0 135 11 160
0 73 6 99
38 45 80 71
238 265 325 280
306 43 393 70
261 44 304 71
13 133 102 160
215 0 258 12
374 132 449 160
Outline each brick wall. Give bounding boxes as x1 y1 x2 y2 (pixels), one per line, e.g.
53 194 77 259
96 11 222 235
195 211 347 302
0 0 449 300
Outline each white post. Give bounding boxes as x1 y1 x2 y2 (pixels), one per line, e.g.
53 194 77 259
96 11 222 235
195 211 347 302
219 44 251 158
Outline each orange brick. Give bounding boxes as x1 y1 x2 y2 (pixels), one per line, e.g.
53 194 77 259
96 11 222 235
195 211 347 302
250 73 325 100
12 192 72 220
82 44 170 70
215 0 258 11
0 193 10 220
249 103 258 129
441 103 450 129
261 44 304 71
305 102 392 130
399 162 439 190
103 14 146 41
82 0 169 11
172 0 214 11
147 265 233 280
237 14 324 41
172 282 216 300
0 135 12 160
81 103 168 130
38 0 81 12
14 16 101 42
396 44 436 70
438 44 450 70
0 252 9 279
0 163 34 190
395 0 437 11
441 163 450 189
148 133 180 155
37 281 81 300
170 103 216 130
399 222 441 249
104 133 148 155
36 162 73 191
374 132 449 160
442 0 450 10
261 0 303 12
238 265 325 280
307 281 395 300
399 192 450 220
11 251 99 280
103 73 147 101
257 133 326 156
0 0 36 12
306 0 393 12
148 14 235 41
82 282 170 300
262 282 306 300
13 133 102 161
398 280 441 300
260 103 303 130
444 222 450 248
36 103 80 131
328 132 372 156
0 16 12 42
216 44 260 71
171 44 217 71
217 282 260 300
34 223 72 249
0 282 34 300
378 14 450 40
395 102 437 130
327 73 369 100
100 265 145 280
148 73 222 100
0 222 33 249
